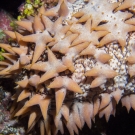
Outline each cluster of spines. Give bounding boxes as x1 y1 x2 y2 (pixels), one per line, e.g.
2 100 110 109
0 0 135 134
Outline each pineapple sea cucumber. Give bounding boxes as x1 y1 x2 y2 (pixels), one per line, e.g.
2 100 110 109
1 0 135 134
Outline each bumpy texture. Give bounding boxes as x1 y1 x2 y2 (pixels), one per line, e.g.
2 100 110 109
1 0 135 134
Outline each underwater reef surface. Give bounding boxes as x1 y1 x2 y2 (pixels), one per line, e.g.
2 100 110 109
1 0 135 135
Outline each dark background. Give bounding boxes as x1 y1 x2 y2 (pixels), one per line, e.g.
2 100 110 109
0 0 24 17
